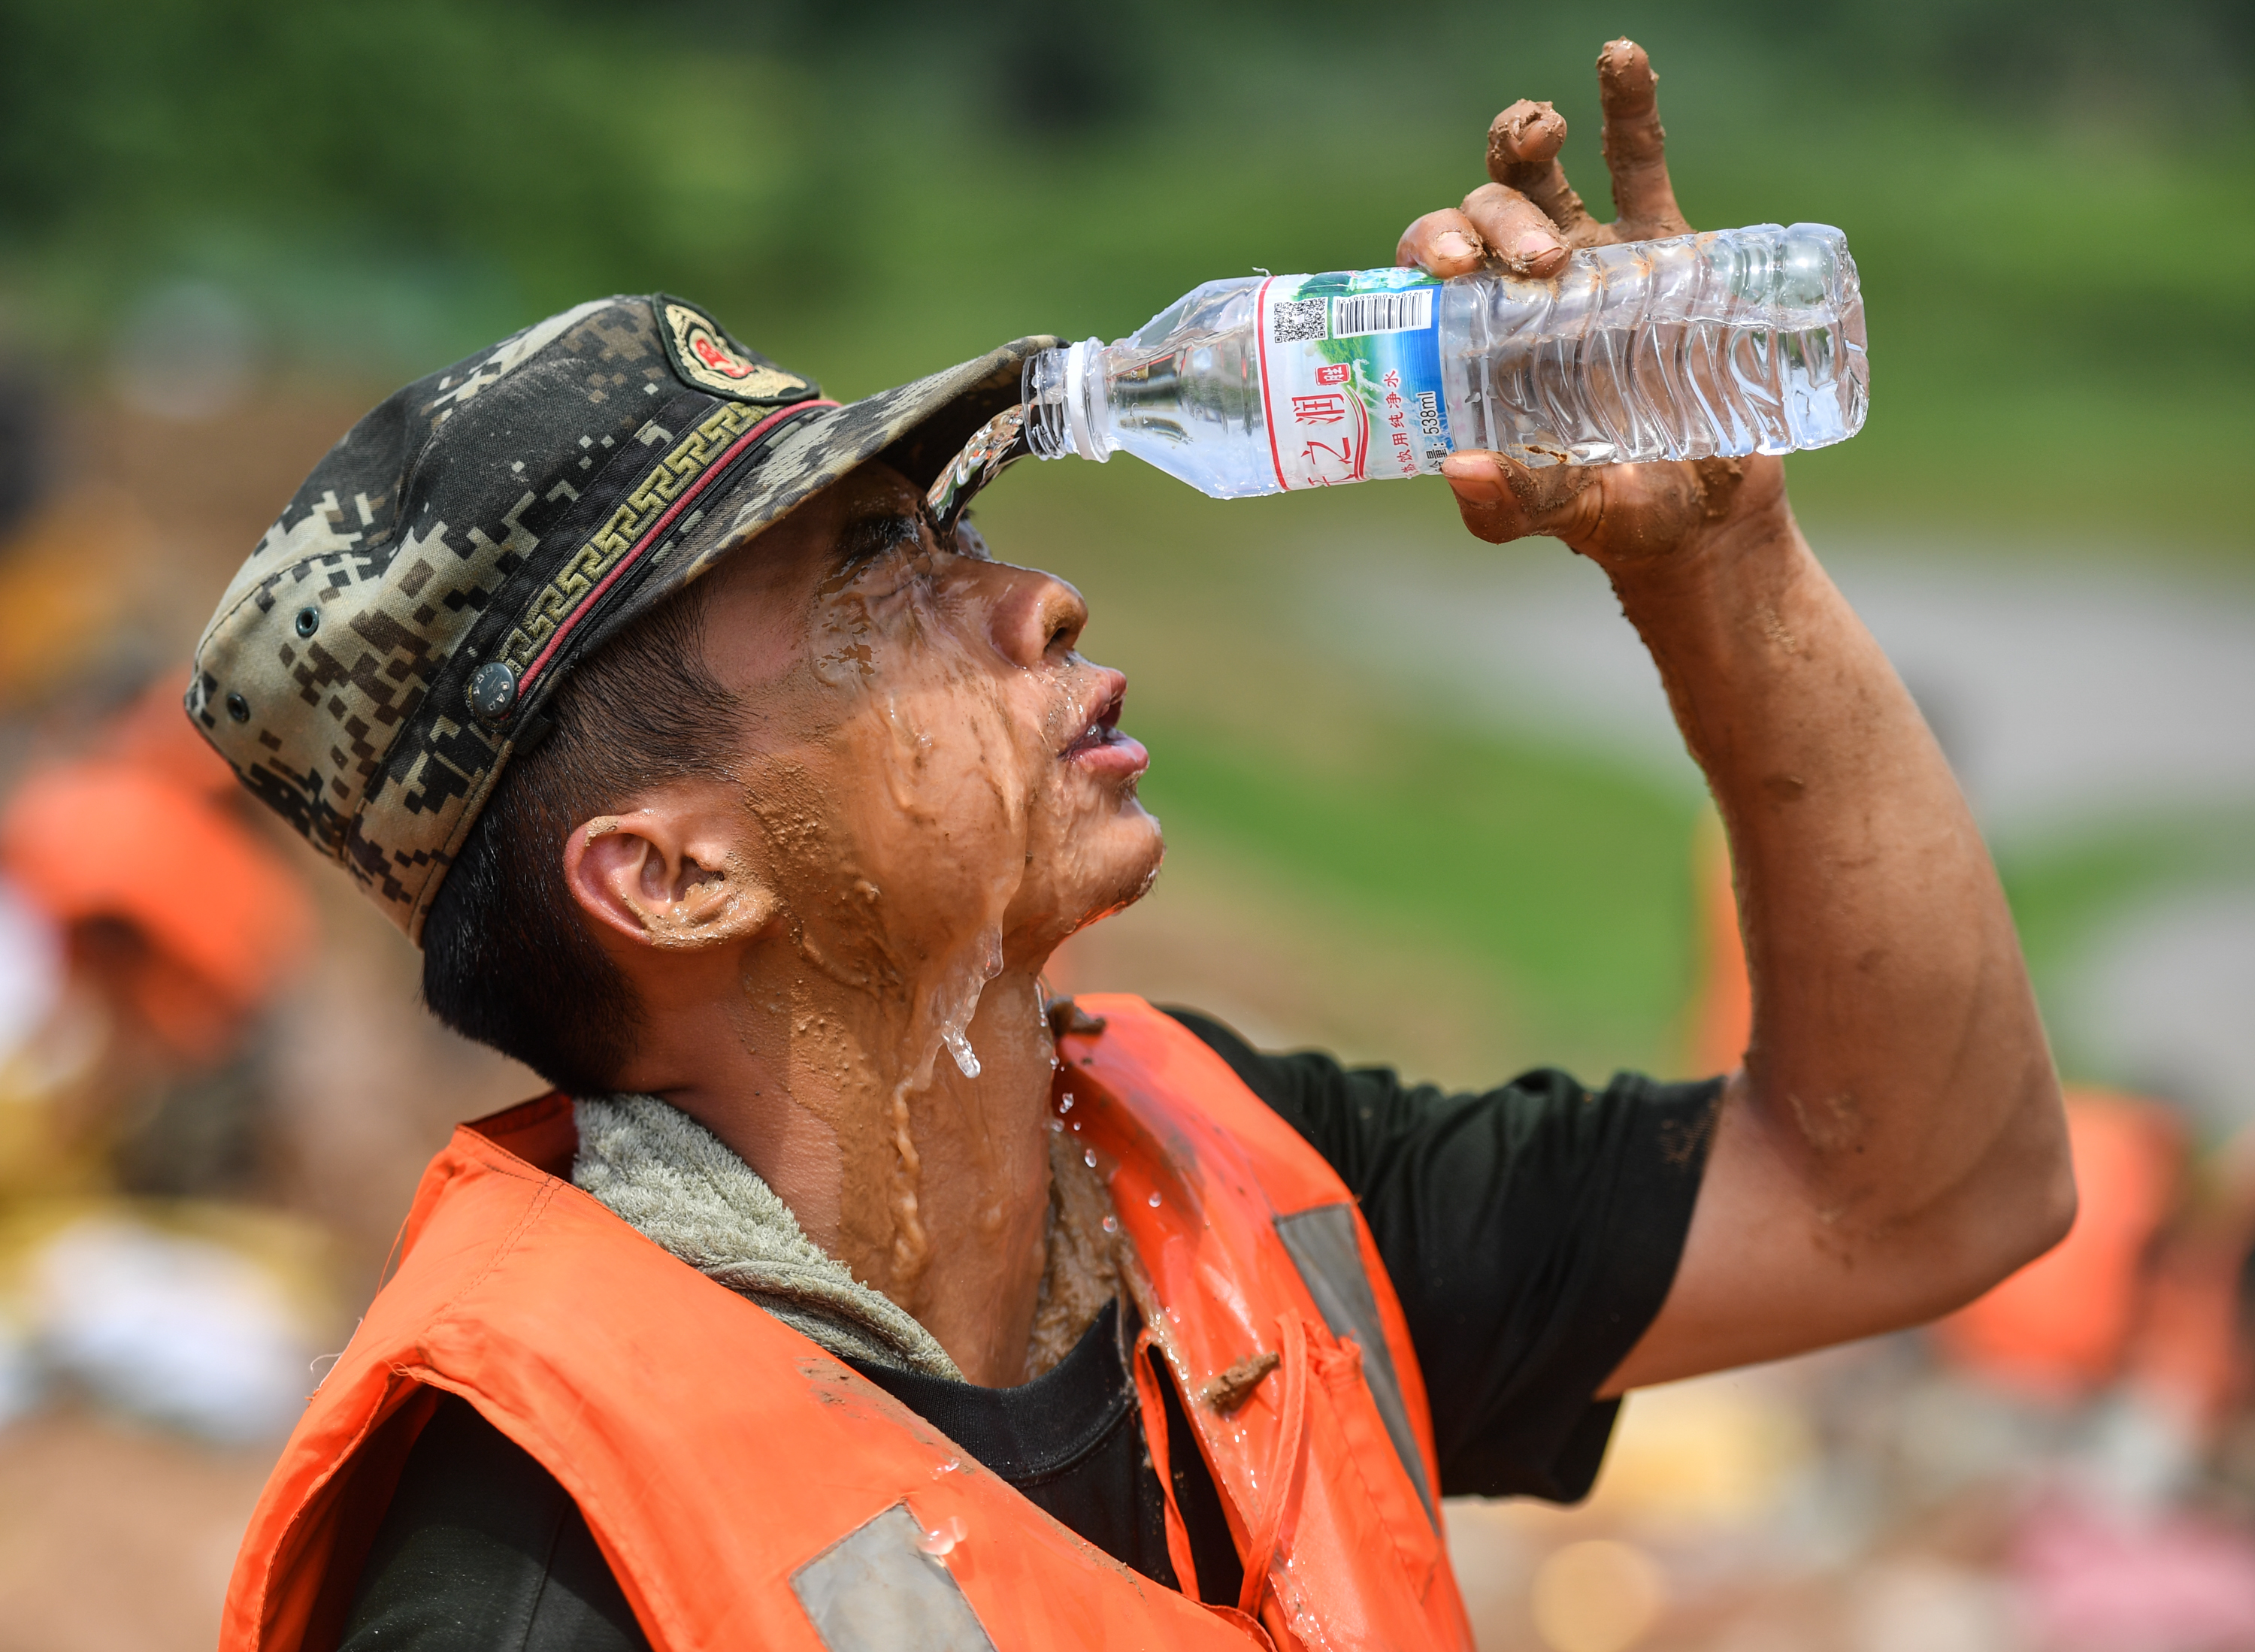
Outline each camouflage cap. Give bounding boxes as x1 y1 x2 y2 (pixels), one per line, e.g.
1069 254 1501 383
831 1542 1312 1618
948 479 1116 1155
189 295 1052 941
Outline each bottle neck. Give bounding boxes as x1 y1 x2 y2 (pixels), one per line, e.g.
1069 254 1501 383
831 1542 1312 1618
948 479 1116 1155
1022 341 1108 464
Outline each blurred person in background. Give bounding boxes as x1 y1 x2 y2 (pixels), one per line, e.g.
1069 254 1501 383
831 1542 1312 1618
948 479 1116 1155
1933 1098 2255 1651
196 43 2071 1652
0 676 326 1442
0 679 314 1193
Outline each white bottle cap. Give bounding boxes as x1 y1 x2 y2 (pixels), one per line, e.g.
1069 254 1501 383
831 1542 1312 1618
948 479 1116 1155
1063 339 1106 464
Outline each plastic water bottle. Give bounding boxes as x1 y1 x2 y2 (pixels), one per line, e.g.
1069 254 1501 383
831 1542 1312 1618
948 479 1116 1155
1021 223 1866 498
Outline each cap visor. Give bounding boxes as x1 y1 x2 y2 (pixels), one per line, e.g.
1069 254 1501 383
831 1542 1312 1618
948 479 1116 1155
650 334 1055 607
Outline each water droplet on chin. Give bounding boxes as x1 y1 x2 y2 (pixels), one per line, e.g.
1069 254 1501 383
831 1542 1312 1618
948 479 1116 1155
916 1514 968 1558
1083 1149 1097 1169
1101 1215 1118 1234
1058 1093 1074 1112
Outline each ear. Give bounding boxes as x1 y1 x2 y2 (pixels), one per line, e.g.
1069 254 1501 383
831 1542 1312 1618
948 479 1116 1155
562 799 777 952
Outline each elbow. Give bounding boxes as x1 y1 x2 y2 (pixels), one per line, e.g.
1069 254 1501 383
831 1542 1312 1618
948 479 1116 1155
2008 1137 2079 1275
1891 1158 2075 1332
2005 1067 2079 1273
1947 1073 2080 1306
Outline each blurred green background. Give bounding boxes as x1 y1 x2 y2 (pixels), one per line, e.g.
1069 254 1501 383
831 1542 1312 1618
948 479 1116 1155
2 0 2249 1083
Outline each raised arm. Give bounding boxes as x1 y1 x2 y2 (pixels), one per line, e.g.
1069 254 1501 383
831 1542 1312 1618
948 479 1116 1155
1401 41 2074 1391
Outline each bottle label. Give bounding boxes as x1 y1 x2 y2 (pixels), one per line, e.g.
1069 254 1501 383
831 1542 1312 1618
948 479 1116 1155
1256 268 1450 489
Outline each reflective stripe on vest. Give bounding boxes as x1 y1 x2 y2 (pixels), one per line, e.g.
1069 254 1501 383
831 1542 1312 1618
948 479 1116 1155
219 997 1474 1652
792 1505 997 1652
1274 1203 1436 1521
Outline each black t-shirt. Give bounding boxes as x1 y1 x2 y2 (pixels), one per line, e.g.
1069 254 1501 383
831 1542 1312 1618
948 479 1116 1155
338 1014 1721 1651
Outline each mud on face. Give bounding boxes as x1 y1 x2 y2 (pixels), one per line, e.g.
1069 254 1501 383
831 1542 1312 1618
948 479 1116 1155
698 462 1161 1312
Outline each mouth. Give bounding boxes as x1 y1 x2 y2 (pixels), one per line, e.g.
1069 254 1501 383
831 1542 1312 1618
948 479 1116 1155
1063 671 1149 779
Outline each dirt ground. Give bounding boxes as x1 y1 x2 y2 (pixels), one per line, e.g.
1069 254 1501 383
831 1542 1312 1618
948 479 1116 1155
0 1408 273 1652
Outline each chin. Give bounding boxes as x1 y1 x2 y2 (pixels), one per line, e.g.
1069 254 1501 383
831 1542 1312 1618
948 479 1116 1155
1016 805 1164 952
1073 810 1167 930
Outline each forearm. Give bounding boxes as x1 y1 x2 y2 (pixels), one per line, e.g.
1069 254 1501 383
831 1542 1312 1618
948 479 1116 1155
1411 41 2074 1388
1609 498 2068 1300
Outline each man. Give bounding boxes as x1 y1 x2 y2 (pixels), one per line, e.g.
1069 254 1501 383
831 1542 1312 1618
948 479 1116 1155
201 41 2071 1652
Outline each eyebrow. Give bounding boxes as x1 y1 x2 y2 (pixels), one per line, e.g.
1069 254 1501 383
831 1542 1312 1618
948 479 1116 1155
835 508 925 570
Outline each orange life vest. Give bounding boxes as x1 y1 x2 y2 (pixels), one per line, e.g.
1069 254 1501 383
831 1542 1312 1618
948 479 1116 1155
221 995 1476 1652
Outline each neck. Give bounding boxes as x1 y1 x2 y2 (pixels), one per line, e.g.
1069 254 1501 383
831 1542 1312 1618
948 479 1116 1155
616 944 1060 1387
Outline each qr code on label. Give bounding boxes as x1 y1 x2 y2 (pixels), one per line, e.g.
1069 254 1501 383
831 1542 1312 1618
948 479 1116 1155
1270 298 1327 343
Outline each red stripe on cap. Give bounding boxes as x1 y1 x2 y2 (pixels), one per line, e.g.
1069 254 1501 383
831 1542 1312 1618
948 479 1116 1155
517 398 835 697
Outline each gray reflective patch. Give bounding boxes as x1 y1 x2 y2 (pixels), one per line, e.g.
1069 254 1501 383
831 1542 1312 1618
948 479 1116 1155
791 1504 998 1652
1273 1203 1436 1522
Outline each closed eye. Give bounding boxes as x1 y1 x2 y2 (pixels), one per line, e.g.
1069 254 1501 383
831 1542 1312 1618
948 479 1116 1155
835 510 924 573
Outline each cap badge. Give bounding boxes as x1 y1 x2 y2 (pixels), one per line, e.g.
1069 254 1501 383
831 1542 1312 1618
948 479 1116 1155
658 298 818 404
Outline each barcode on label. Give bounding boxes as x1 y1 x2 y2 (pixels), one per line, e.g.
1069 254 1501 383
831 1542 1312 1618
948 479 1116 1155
1330 289 1433 338
1270 298 1328 344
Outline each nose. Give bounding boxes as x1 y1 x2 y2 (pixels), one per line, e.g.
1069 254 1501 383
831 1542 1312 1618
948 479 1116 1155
981 563 1088 669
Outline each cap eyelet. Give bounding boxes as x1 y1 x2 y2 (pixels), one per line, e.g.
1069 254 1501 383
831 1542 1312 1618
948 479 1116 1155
295 606 322 638
468 661 519 724
226 692 250 723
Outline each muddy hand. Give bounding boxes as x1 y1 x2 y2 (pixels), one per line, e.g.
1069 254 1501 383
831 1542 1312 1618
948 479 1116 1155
1439 449 1782 567
1395 40 1689 279
1395 40 1781 568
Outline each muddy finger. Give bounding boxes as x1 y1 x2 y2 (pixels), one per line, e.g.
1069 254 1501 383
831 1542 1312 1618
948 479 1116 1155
1440 450 1587 544
1485 98 1601 244
1488 98 1567 174
1396 208 1488 277
1596 38 1689 233
1460 185 1567 277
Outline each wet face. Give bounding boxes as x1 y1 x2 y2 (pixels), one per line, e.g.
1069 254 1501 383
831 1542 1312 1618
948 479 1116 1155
698 461 1162 1021
565 460 1156 1348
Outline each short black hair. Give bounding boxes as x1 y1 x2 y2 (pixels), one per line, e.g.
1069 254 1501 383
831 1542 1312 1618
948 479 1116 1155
420 580 740 1095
